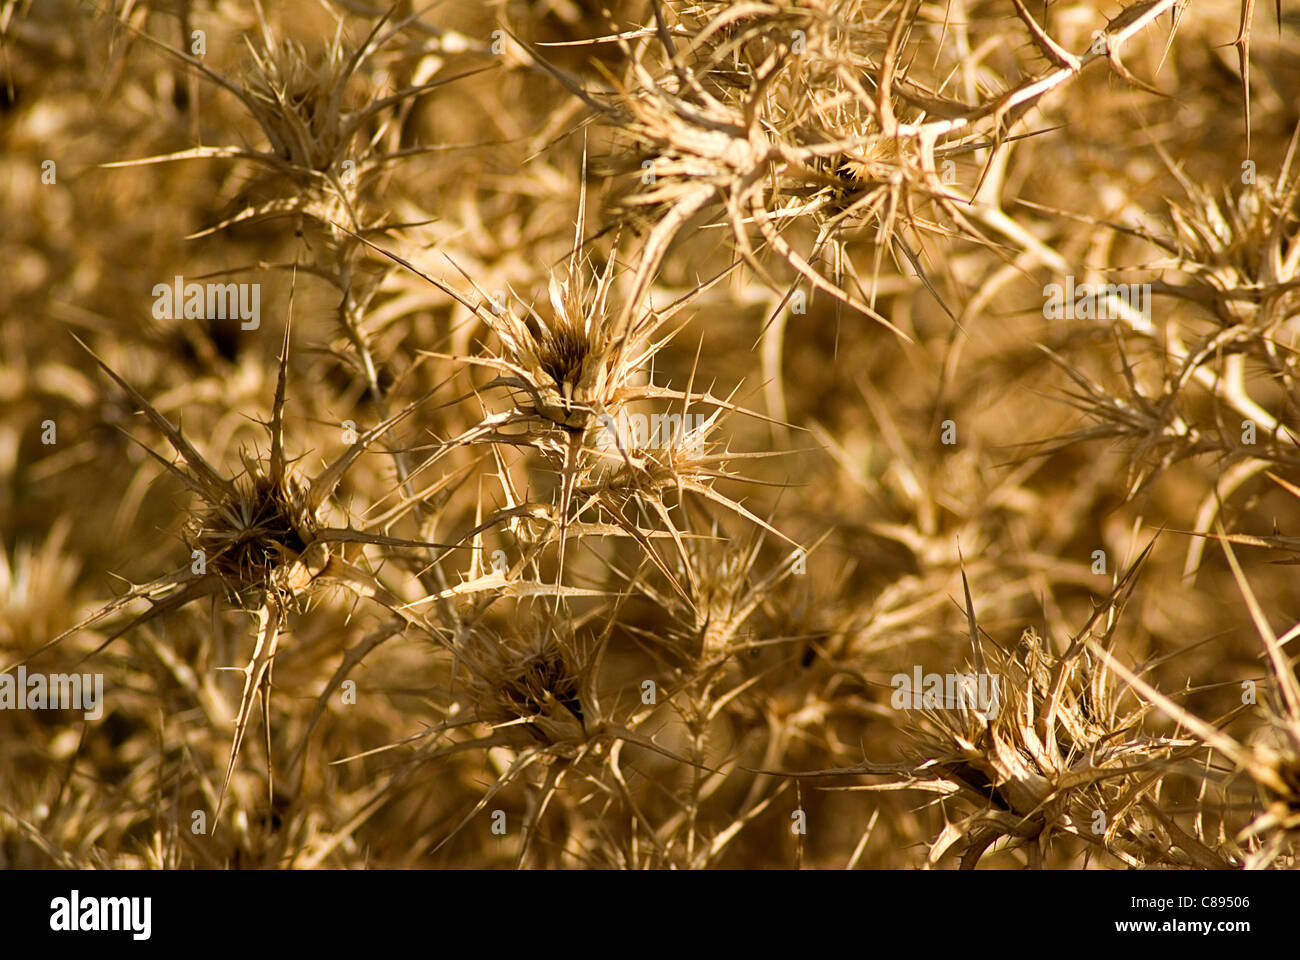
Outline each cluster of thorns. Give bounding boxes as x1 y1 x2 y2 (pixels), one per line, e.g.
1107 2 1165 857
11 0 1300 868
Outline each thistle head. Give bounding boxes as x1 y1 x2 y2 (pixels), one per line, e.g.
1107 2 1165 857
185 451 322 602
460 621 588 749
242 34 353 175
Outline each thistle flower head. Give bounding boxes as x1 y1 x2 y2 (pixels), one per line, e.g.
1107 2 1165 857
185 450 321 600
485 270 616 428
242 34 353 174
460 620 588 749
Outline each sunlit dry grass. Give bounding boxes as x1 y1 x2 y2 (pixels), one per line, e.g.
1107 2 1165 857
2 0 1299 869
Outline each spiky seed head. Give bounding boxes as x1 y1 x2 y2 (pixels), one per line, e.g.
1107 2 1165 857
185 450 320 601
243 36 351 173
461 624 587 747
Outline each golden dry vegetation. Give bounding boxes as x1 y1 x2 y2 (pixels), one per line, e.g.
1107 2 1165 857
2 0 1300 869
